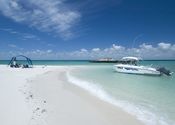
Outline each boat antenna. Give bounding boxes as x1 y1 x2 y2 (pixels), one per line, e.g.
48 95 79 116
132 34 143 48
132 34 143 58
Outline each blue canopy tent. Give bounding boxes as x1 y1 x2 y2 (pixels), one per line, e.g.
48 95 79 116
8 55 33 68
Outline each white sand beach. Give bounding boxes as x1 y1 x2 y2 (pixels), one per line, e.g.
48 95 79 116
0 65 144 125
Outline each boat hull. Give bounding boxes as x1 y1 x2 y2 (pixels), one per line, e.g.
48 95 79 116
114 64 161 76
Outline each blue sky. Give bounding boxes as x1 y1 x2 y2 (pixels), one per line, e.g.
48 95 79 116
0 0 175 59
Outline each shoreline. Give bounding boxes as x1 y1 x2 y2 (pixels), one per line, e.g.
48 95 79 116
0 65 144 125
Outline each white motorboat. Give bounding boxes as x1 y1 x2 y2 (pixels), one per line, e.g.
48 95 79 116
114 57 172 76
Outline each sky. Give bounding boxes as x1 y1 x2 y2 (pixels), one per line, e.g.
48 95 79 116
0 0 175 60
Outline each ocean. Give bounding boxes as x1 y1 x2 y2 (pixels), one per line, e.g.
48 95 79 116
1 60 175 125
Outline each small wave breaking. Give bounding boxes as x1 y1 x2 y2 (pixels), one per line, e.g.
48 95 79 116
66 71 173 125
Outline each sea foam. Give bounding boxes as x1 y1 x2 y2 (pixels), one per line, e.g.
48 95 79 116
66 71 173 125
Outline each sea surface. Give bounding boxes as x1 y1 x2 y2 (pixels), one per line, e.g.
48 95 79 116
1 60 175 125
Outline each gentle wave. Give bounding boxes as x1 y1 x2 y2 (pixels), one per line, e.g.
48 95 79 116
66 71 174 125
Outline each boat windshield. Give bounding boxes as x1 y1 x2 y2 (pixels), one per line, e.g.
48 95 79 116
121 57 139 65
123 60 138 65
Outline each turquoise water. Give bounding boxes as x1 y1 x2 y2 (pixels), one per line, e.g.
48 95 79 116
0 60 90 65
1 60 175 125
67 61 175 125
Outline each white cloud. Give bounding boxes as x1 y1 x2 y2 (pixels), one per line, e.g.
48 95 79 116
47 49 52 53
67 42 175 60
103 44 125 55
0 0 80 39
112 44 124 50
7 43 24 51
0 28 41 41
0 28 19 34
92 48 100 52
158 42 171 50
80 48 88 53
23 34 37 39
140 43 153 50
1 42 175 60
8 44 17 48
171 45 175 51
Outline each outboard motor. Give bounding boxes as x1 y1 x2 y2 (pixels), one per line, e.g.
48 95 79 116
156 67 172 76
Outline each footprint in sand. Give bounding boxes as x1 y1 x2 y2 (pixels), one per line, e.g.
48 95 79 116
41 109 47 113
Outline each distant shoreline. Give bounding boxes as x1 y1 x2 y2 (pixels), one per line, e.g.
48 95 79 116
1 59 175 61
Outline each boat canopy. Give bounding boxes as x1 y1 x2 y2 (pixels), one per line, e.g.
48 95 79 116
121 57 140 61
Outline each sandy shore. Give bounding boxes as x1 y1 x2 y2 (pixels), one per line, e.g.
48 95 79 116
0 65 144 125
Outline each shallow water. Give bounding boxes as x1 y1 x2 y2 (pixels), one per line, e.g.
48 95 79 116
67 61 175 125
